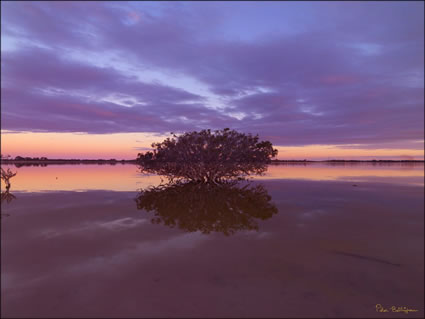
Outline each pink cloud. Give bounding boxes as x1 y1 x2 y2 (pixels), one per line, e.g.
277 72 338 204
1 1 423 149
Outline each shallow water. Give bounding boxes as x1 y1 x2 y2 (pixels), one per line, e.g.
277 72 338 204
1 163 424 317
1 162 423 192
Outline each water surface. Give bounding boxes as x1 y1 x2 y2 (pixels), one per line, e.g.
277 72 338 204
2 162 423 192
1 163 423 317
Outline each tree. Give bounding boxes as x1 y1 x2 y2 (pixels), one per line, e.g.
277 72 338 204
137 128 278 183
1 167 17 191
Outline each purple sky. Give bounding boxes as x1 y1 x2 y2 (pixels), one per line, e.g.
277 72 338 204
1 1 424 154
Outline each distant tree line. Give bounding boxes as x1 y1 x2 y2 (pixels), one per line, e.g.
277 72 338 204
12 156 49 161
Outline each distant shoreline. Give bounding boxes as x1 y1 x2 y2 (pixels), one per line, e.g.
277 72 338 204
271 159 424 163
0 159 138 166
1 158 423 167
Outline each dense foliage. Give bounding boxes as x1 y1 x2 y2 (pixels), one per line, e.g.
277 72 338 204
135 180 278 235
137 128 278 182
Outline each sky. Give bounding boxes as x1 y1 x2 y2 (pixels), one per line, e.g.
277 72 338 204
1 1 424 160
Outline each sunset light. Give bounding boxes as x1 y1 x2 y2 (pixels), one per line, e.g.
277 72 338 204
1 1 423 318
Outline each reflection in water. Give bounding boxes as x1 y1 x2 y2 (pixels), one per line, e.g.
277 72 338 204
135 180 278 235
1 190 16 204
1 190 16 217
1 175 424 317
1 163 423 192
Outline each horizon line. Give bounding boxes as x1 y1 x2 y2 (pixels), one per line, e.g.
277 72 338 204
1 157 424 163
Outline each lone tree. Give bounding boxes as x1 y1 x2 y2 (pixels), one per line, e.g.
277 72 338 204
137 128 278 183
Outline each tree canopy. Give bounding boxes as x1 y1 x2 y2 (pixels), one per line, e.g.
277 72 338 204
137 128 278 183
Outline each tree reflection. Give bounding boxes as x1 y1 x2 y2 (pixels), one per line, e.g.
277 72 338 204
1 190 16 218
1 190 16 204
135 180 278 235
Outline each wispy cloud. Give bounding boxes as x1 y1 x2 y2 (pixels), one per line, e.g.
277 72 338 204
1 1 423 148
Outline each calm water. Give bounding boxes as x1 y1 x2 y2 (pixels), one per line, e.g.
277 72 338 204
1 163 424 317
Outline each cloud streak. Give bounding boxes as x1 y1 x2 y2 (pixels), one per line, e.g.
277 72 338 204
1 1 423 149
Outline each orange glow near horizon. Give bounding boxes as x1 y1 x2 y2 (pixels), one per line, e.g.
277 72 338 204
1 131 424 160
1 131 169 160
1 162 423 192
0 164 163 192
273 144 424 160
